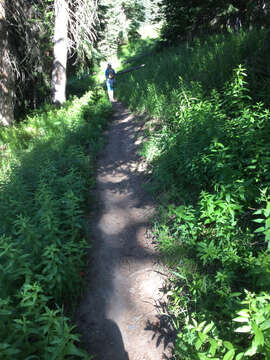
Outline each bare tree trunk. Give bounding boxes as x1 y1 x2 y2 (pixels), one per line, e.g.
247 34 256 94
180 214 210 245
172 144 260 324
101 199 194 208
51 0 68 105
0 0 14 126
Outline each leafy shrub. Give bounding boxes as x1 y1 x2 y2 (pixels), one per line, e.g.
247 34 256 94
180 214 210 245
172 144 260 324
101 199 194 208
67 74 96 98
117 30 270 112
149 68 270 358
117 30 270 359
0 90 112 358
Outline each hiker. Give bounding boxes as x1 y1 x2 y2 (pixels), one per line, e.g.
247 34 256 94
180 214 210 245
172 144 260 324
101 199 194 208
105 63 116 102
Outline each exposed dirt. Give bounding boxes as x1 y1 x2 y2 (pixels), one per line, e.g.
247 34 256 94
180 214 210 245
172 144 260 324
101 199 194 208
77 102 173 360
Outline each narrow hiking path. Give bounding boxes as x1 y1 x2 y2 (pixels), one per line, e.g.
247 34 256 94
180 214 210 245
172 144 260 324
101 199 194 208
77 102 173 360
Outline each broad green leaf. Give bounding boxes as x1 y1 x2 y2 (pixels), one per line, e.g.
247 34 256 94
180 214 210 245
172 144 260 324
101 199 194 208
198 331 207 342
233 316 248 323
237 310 249 317
254 226 265 233
195 338 203 351
203 322 214 334
235 325 251 333
265 204 270 217
245 343 258 357
198 353 208 360
223 341 234 350
261 320 270 330
253 324 264 346
198 321 207 331
253 218 264 223
223 349 235 360
209 338 218 356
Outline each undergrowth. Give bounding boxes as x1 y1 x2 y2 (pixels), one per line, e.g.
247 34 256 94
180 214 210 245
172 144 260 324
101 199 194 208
117 29 270 111
0 87 113 359
117 30 270 359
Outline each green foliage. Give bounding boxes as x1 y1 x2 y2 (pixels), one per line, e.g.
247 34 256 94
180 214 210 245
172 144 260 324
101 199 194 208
95 0 150 58
158 0 270 44
0 90 112 358
154 70 270 358
116 30 270 359
67 74 97 98
117 30 270 109
7 0 54 117
173 291 270 359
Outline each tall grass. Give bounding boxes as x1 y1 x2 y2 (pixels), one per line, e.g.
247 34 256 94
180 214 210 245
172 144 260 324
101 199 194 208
0 88 113 359
117 29 270 114
117 30 270 358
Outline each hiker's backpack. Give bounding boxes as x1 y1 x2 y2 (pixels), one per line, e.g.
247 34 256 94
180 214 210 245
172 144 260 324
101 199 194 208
108 69 114 79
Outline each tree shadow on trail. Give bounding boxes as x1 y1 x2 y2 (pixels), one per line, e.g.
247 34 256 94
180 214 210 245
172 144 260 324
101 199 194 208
77 102 174 359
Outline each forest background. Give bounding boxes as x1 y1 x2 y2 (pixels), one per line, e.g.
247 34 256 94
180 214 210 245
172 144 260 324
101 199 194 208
1 0 270 359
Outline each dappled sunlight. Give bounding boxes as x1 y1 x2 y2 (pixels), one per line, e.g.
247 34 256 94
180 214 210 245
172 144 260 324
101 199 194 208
139 24 162 40
116 24 270 359
78 102 172 359
98 210 128 235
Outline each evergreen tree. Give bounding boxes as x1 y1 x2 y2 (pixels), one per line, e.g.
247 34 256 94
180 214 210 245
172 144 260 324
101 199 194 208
6 0 54 116
0 0 14 126
95 0 147 59
51 0 97 104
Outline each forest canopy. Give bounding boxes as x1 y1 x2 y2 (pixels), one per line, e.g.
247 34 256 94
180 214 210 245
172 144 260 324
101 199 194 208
1 0 155 124
3 0 269 124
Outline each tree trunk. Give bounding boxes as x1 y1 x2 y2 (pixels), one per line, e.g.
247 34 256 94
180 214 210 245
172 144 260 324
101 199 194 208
51 0 68 105
0 0 14 126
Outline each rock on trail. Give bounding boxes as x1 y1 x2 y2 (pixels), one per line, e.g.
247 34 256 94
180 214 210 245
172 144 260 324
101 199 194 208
77 102 173 360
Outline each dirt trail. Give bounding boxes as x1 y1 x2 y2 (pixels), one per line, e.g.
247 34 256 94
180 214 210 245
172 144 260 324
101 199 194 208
77 102 172 360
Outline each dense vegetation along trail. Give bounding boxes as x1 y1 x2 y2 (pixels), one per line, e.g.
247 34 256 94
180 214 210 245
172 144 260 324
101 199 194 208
77 102 172 360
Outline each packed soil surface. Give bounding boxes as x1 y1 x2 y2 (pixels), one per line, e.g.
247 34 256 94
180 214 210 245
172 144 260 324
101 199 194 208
77 102 173 360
